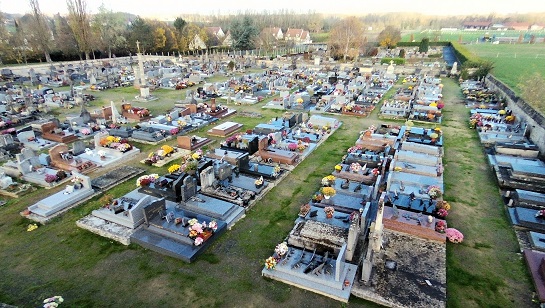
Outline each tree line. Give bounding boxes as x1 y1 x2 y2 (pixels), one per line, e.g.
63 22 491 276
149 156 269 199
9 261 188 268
0 0 543 65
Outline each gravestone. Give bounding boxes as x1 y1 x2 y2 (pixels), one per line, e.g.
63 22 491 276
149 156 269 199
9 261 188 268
94 131 108 148
38 153 51 166
200 166 215 190
335 243 347 282
0 172 13 189
0 134 14 147
21 148 35 161
216 161 232 181
72 140 86 156
180 176 197 202
142 199 167 226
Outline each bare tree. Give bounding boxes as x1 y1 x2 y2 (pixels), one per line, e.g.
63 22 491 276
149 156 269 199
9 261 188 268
66 0 92 60
28 0 52 62
377 25 401 49
328 16 365 62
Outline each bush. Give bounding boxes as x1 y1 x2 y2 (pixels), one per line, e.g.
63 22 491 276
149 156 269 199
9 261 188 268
381 58 406 65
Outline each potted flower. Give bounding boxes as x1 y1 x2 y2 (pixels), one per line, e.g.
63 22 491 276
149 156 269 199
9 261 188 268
446 228 464 243
427 185 442 199
436 208 448 218
161 145 174 156
97 150 106 160
320 187 336 199
136 174 159 187
44 174 58 184
311 194 323 203
349 162 362 173
168 164 181 174
288 143 298 151
324 206 335 218
254 176 264 188
334 164 343 172
181 160 198 175
321 175 336 186
274 242 289 257
43 295 64 308
70 176 84 189
265 256 277 270
273 165 281 177
299 203 311 217
435 220 446 233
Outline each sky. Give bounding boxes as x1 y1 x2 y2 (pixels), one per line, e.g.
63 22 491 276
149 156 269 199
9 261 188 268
2 0 545 19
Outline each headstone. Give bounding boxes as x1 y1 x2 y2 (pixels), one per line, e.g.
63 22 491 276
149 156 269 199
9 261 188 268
0 172 13 189
200 166 215 190
335 243 347 282
180 176 197 202
21 148 35 160
72 140 86 156
216 162 232 181
38 153 51 166
0 134 13 147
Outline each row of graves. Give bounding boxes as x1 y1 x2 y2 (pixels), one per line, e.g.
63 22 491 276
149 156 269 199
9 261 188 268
75 112 341 262
262 122 456 307
466 88 545 305
379 75 445 124
261 67 395 117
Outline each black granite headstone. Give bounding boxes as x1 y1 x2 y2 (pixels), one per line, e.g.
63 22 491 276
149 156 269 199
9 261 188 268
142 199 166 226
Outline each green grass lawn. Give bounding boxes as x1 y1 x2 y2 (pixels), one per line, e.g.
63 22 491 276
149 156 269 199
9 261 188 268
0 71 536 307
464 43 545 95
402 29 545 44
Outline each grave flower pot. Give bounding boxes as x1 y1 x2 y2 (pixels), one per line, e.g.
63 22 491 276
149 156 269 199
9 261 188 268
326 213 333 219
324 195 331 200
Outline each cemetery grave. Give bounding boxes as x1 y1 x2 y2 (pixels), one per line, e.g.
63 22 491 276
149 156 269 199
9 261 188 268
464 79 545 306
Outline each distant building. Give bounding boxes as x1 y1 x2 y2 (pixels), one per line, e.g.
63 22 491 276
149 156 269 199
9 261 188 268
189 34 207 50
222 30 233 47
260 27 284 40
284 28 312 44
504 22 531 31
205 27 225 47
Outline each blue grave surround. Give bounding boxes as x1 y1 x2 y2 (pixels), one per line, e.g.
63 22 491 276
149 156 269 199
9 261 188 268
508 207 545 232
398 126 443 147
311 191 365 213
383 192 437 215
130 201 228 263
331 178 372 198
529 231 545 251
515 189 545 207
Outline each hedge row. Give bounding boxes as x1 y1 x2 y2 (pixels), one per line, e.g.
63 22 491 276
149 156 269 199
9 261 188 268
450 41 481 64
380 58 406 65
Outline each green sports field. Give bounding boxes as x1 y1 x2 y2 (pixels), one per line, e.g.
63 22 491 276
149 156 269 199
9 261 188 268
464 43 545 94
402 29 545 44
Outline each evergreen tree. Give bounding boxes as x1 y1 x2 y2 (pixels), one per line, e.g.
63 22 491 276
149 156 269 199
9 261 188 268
230 16 258 51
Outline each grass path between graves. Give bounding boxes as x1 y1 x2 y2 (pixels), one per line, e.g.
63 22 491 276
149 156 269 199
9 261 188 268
0 75 536 307
439 79 534 308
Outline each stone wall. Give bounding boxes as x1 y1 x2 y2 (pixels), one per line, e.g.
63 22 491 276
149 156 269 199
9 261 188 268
485 74 545 155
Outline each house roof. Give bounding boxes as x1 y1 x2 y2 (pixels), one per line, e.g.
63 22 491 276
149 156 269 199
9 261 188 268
285 28 304 38
262 27 282 36
504 22 531 29
206 27 223 36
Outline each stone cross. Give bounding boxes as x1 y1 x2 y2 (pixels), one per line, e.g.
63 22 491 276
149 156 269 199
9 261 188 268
136 40 140 54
